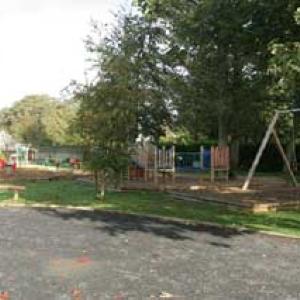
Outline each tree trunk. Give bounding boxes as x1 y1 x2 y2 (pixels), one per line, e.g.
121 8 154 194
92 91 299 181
230 139 240 169
94 170 99 194
98 170 106 200
230 138 240 178
218 114 227 146
94 170 106 200
100 179 105 200
285 138 297 172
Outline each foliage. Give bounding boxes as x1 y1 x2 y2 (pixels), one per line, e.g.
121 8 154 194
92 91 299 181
268 8 300 106
266 7 300 158
0 95 78 146
75 83 133 199
85 15 173 141
134 0 300 147
74 0 300 176
159 128 194 146
75 13 179 198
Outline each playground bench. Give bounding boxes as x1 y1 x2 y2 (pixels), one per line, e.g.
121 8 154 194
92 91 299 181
0 185 26 201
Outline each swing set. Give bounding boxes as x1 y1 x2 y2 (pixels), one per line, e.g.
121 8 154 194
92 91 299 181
243 108 300 191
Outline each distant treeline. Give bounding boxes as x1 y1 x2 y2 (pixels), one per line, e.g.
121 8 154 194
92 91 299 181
0 95 79 147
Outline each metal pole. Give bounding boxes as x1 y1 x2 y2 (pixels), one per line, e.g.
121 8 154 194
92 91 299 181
211 146 215 183
242 112 280 190
200 146 204 170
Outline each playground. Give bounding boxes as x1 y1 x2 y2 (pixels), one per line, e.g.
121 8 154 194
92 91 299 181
122 138 300 213
122 109 300 213
1 107 300 216
0 115 300 235
1 139 300 215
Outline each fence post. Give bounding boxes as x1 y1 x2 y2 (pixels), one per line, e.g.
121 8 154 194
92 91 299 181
200 146 204 170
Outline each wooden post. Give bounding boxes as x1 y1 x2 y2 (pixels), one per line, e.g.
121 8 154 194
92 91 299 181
242 112 280 191
13 190 19 201
272 129 298 187
144 149 148 182
172 145 176 184
158 148 160 169
154 147 158 184
211 147 215 183
163 146 166 169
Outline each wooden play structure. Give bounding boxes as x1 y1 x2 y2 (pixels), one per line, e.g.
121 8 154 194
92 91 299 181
128 143 176 184
210 146 230 182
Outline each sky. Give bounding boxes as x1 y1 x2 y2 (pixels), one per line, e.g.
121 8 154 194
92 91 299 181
0 0 131 109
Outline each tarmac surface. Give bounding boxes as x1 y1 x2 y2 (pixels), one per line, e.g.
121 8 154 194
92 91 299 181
0 208 299 299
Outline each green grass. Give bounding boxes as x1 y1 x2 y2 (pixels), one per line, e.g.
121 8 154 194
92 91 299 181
1 180 300 237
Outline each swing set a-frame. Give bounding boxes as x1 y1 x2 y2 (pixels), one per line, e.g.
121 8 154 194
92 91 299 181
242 108 300 191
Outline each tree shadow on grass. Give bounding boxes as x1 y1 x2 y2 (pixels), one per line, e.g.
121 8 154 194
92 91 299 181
34 208 254 243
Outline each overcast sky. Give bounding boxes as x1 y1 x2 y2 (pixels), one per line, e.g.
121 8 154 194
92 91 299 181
0 0 130 109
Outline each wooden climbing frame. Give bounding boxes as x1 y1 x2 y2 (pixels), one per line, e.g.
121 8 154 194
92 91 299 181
129 143 176 184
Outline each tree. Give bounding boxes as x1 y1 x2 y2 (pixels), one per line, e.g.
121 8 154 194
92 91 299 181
0 95 78 146
75 12 177 197
268 7 300 165
76 0 300 185
269 8 300 105
75 82 135 199
135 0 300 169
86 14 173 140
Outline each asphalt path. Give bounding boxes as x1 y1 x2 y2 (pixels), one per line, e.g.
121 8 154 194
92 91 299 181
0 208 299 299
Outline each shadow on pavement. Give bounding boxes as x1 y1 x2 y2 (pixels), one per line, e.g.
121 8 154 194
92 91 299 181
34 208 254 242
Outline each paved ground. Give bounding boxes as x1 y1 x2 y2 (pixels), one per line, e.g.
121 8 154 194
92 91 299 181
0 209 299 299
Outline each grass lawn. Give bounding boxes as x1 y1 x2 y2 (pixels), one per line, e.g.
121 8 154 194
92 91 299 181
1 180 300 237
